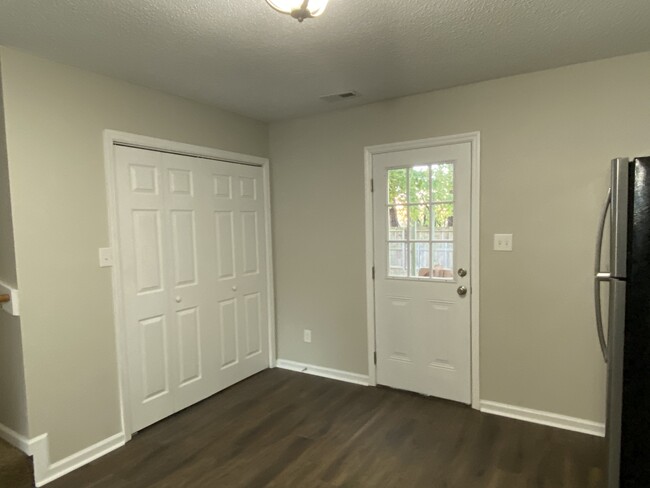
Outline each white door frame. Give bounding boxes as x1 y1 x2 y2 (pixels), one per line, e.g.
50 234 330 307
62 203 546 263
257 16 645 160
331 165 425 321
364 132 481 409
103 130 276 440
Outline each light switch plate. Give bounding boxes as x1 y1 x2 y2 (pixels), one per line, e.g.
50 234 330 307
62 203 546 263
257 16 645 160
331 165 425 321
304 329 312 343
99 247 114 267
494 234 513 251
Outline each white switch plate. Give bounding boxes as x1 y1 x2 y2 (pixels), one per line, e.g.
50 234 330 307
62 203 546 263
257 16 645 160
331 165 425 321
303 329 312 343
494 234 513 251
99 247 114 267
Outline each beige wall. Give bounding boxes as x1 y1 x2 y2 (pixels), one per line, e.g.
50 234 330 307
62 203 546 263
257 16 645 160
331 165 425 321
0 46 268 462
270 51 650 423
0 56 28 437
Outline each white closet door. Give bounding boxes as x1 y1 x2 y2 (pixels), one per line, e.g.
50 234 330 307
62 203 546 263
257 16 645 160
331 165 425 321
115 146 270 433
207 160 270 390
115 146 175 431
160 153 216 412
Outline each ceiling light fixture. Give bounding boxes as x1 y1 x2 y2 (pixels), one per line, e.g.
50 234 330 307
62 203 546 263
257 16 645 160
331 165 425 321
266 0 329 22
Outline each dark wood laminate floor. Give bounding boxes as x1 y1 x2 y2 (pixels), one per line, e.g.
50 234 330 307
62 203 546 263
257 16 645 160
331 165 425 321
48 369 605 488
0 437 33 488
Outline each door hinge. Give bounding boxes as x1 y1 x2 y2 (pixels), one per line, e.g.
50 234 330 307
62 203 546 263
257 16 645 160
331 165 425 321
371 179 374 192
374 351 377 364
372 266 375 280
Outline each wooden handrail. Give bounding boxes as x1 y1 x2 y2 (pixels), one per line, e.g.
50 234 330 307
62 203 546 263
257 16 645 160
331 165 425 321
0 294 10 303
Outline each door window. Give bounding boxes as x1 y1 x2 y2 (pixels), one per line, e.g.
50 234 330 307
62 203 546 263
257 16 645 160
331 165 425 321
387 163 455 279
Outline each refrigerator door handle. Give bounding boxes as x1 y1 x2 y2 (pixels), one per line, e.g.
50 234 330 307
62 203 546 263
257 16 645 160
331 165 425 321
594 188 611 362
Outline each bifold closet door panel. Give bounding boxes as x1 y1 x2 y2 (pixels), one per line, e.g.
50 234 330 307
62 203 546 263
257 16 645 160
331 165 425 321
206 160 270 390
115 146 176 432
160 153 218 413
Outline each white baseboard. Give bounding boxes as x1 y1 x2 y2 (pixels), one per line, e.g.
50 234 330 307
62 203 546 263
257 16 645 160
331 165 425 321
0 421 37 455
275 359 370 386
32 432 125 487
480 400 605 437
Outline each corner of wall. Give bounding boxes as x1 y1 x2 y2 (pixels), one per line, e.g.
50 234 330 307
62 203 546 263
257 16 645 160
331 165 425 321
0 45 31 442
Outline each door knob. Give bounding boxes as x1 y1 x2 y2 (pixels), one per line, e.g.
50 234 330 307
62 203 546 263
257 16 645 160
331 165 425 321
457 286 468 297
232 286 237 292
175 296 182 303
458 268 468 277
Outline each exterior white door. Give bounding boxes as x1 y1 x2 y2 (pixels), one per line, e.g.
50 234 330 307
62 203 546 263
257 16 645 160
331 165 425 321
373 142 472 403
114 146 269 432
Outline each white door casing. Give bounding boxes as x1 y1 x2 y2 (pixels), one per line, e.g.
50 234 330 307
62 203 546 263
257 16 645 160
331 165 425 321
114 144 270 432
369 137 478 405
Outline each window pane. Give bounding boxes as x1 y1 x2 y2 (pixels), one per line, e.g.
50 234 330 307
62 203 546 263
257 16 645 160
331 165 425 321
388 168 407 205
388 243 407 277
432 242 453 277
431 163 454 202
410 243 430 278
409 166 430 204
388 206 407 240
433 203 454 241
409 205 430 240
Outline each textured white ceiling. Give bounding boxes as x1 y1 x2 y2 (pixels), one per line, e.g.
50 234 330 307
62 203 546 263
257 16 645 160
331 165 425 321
0 0 649 121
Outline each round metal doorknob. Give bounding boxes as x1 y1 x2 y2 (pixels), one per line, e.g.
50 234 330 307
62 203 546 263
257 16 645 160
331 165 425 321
175 296 182 303
457 286 468 297
232 286 237 292
458 268 468 277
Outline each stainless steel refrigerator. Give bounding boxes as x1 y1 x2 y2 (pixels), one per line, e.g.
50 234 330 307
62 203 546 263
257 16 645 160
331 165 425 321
595 157 650 488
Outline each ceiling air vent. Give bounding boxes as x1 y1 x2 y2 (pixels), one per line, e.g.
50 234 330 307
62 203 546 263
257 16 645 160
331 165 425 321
320 91 360 103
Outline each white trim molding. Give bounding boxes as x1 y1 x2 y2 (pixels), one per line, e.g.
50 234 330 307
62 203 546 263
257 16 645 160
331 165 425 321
276 359 370 386
480 400 605 437
364 132 481 408
31 432 125 486
0 422 36 455
102 130 276 440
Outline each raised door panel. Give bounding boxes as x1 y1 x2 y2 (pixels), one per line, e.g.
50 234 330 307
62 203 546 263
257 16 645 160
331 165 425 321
169 169 193 196
239 176 257 200
383 297 415 364
214 174 233 199
130 164 159 194
241 211 260 275
425 300 455 371
177 307 201 386
244 292 262 358
218 298 239 368
132 210 164 294
170 210 197 287
139 315 169 402
215 211 236 280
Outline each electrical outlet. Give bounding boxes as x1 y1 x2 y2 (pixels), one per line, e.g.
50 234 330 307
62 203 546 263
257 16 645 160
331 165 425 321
494 234 513 251
99 247 114 267
303 329 312 343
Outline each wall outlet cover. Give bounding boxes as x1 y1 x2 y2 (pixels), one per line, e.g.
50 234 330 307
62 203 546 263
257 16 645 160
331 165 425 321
494 234 513 251
99 247 114 267
303 329 312 343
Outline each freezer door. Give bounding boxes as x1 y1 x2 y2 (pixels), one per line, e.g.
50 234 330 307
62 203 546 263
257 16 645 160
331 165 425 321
609 159 629 279
618 157 650 486
606 279 626 488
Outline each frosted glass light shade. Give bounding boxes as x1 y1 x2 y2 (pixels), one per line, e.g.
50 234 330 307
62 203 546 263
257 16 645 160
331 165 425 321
266 0 329 21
